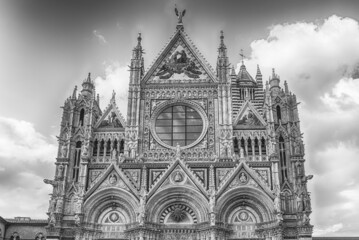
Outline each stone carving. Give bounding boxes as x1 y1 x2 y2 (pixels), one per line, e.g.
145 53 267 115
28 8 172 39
55 198 63 213
209 189 215 213
119 153 125 163
44 179 64 197
111 148 117 160
239 172 248 184
173 171 184 182
74 214 81 226
237 108 261 126
240 147 244 158
57 165 64 179
109 174 117 185
156 50 202 79
174 6 186 24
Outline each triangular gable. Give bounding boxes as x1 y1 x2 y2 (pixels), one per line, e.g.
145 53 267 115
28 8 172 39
233 100 266 129
94 93 126 129
216 161 274 200
141 30 217 84
84 163 139 200
281 179 293 194
147 159 208 200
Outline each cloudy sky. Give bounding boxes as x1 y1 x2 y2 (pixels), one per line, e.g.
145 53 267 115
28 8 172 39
0 0 359 237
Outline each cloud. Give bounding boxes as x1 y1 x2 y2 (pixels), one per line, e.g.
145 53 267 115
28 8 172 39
242 15 359 108
93 30 107 45
314 223 344 236
239 15 359 236
0 117 57 218
94 62 130 116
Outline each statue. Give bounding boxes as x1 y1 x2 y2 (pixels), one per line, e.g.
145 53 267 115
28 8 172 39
49 212 56 226
296 194 303 212
303 193 311 211
119 153 125 163
239 172 247 183
240 147 244 159
111 148 117 160
55 198 63 213
109 174 117 185
60 144 67 158
210 213 215 225
274 192 281 214
302 213 310 225
74 197 82 213
49 198 56 213
296 161 303 176
57 165 64 179
174 172 183 182
174 5 186 24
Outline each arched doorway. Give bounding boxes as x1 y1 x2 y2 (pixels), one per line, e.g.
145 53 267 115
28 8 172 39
98 207 128 239
229 207 259 239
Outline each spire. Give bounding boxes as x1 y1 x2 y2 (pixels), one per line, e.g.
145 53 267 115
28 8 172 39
216 31 229 82
175 5 186 30
132 33 143 59
256 64 262 77
72 85 77 99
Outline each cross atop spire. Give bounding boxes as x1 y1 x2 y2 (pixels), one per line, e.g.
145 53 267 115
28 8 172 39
240 49 245 65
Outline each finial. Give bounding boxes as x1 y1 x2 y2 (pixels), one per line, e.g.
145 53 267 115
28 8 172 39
220 30 224 40
272 68 276 78
137 33 142 43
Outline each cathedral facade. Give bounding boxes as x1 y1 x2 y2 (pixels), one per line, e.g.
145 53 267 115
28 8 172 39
44 10 313 240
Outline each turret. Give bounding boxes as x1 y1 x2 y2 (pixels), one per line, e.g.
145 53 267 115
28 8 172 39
81 73 94 97
269 68 280 91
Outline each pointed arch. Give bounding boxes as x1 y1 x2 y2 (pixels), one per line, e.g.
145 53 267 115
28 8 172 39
73 141 82 182
146 186 209 223
276 105 281 122
79 108 85 126
279 135 288 182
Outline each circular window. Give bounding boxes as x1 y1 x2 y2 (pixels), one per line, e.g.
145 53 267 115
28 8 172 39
154 105 204 148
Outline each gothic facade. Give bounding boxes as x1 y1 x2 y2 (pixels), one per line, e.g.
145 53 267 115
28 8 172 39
44 10 313 240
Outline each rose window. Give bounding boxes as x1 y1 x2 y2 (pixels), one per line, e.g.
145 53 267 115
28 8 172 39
155 105 203 147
